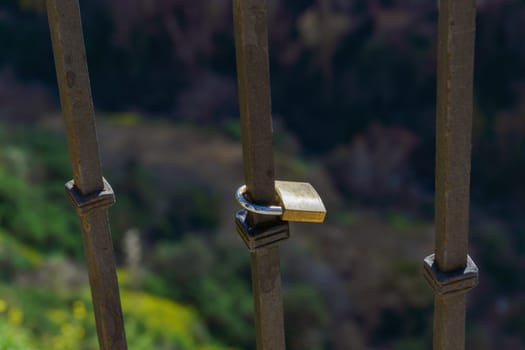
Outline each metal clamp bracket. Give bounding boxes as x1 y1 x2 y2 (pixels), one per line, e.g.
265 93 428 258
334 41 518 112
235 209 289 251
65 177 116 216
423 254 479 297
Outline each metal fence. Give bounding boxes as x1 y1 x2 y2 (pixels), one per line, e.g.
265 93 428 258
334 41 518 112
45 0 478 349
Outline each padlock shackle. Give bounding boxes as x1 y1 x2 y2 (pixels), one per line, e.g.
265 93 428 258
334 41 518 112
235 185 283 216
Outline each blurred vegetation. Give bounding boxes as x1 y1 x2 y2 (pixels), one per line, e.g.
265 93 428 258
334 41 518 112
0 283 237 350
0 124 245 349
0 118 523 348
3 0 525 214
1 0 525 348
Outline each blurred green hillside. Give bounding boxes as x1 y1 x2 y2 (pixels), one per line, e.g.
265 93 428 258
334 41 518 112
0 117 521 349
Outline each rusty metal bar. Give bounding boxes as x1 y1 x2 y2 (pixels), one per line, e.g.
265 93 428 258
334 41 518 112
232 0 287 349
433 293 467 349
233 0 275 212
250 246 286 350
435 0 476 272
46 0 102 196
46 0 127 349
425 1 479 349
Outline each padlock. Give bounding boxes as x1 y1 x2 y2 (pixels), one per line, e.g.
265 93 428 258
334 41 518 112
274 181 326 223
235 181 326 223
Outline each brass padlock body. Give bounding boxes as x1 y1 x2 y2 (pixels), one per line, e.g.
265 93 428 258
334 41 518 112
275 181 326 223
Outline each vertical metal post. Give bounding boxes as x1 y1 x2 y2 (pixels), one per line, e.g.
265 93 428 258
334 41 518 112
46 0 128 349
251 246 286 350
423 1 479 350
435 0 476 272
232 1 287 349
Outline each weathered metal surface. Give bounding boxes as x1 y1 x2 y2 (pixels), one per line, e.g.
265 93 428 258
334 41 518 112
80 209 127 350
233 0 275 224
233 0 286 349
65 178 116 215
46 0 103 196
434 0 476 272
423 254 478 297
251 246 286 350
428 1 478 349
433 293 467 350
423 254 479 347
235 209 290 251
275 181 326 223
46 0 128 349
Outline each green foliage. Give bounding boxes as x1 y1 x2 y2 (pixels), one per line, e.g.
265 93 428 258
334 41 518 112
0 128 82 257
193 276 254 345
394 337 428 350
330 210 357 226
105 112 143 126
122 290 236 350
0 230 43 280
0 283 237 350
147 237 255 348
0 123 252 348
284 285 329 350
0 285 91 349
17 0 45 13
221 119 242 141
108 157 157 244
0 319 37 350
156 186 220 239
385 211 428 233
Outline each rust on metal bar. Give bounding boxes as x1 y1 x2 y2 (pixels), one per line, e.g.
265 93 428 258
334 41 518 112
433 293 467 350
46 1 128 349
428 1 478 349
233 0 275 218
434 0 477 272
233 0 286 349
423 254 478 349
46 0 103 196
251 246 286 350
